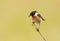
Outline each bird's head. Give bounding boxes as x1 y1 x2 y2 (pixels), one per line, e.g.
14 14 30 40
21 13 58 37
29 11 37 17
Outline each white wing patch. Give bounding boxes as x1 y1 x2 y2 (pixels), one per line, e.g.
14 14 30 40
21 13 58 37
34 12 38 16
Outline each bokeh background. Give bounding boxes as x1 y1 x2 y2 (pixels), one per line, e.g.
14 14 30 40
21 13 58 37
0 0 60 41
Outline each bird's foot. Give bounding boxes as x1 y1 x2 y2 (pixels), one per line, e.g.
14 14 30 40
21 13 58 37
36 28 39 32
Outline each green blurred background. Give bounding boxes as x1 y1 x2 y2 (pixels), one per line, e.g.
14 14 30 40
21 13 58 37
0 0 60 41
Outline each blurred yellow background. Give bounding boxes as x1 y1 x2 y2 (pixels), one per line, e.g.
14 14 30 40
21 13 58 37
0 0 60 41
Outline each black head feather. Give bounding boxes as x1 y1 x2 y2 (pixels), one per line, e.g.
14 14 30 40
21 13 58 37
30 11 36 16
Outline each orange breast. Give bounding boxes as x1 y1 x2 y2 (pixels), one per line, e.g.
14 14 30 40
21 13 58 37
32 16 40 20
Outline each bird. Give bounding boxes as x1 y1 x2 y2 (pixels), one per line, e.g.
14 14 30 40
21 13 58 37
29 10 45 32
29 11 46 41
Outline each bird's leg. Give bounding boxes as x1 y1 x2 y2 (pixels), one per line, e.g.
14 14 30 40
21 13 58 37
32 22 37 29
36 28 39 32
32 21 40 32
36 21 41 32
32 21 35 25
32 22 38 31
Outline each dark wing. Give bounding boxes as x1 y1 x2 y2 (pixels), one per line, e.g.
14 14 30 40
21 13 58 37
37 14 45 21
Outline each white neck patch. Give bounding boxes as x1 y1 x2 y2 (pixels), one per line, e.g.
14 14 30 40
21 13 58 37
34 12 38 16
